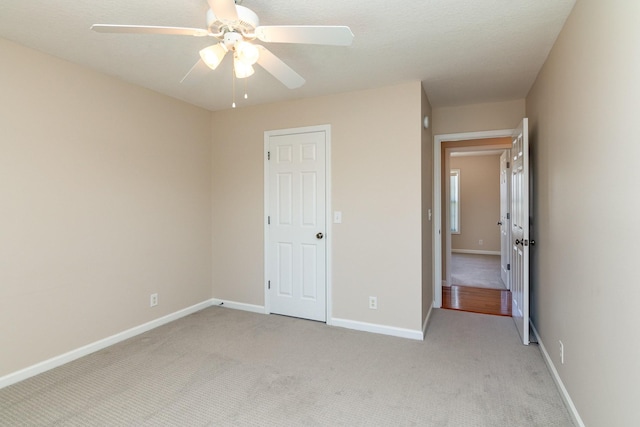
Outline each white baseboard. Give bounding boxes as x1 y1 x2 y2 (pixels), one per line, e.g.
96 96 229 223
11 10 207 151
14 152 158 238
215 299 423 341
452 249 500 255
422 305 434 339
331 317 423 341
0 299 214 390
2 299 425 389
211 299 265 314
530 321 585 427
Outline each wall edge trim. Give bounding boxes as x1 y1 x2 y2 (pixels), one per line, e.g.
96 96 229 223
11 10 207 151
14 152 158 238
211 299 266 314
0 299 214 389
331 317 423 341
422 305 434 339
451 249 500 255
531 321 585 427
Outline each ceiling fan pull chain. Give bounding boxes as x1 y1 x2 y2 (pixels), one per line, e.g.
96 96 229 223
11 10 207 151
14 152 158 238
244 78 249 100
232 64 236 108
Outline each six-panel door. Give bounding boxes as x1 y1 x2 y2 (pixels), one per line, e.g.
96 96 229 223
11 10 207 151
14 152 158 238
267 130 326 321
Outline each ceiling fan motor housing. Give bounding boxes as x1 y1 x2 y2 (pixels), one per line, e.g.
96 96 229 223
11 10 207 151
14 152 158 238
207 5 259 34
223 31 243 49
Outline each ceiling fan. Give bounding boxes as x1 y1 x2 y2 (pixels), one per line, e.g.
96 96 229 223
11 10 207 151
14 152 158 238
91 0 354 90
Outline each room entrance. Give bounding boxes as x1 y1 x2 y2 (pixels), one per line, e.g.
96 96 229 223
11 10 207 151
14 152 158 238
433 120 531 344
443 140 512 291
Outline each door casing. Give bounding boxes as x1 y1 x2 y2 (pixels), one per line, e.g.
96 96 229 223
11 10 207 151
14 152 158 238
433 129 514 308
443 145 510 287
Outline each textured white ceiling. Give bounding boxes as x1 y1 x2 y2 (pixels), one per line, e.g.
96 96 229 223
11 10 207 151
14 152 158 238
0 0 575 111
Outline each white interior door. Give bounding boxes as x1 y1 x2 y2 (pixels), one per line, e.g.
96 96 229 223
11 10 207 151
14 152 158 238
510 118 530 345
266 128 327 322
499 150 511 289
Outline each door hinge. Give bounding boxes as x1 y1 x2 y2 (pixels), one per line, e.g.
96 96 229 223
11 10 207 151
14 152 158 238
267 216 270 225
267 151 270 160
268 280 271 290
507 161 510 169
506 212 510 220
507 263 511 271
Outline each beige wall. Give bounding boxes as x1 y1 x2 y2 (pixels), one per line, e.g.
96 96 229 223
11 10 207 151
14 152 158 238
0 40 430 380
433 99 525 135
0 39 213 377
450 154 501 252
211 81 426 331
421 86 434 325
526 0 640 424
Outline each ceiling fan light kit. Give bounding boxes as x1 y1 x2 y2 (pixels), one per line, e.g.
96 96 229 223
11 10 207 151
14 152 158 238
199 43 228 70
91 0 354 107
233 57 255 78
235 41 259 65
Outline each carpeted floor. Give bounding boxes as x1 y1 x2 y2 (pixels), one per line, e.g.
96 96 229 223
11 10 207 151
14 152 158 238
451 253 506 289
0 307 573 426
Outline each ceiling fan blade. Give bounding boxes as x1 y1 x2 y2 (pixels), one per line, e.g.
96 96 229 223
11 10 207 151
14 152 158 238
255 45 305 89
255 26 354 46
180 59 211 84
207 0 238 22
91 24 209 37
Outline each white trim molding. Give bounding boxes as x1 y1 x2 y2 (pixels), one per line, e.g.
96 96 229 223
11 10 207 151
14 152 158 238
433 129 514 309
452 249 500 256
530 322 585 427
2 298 432 390
0 299 214 389
331 317 423 341
422 305 434 339
211 299 265 314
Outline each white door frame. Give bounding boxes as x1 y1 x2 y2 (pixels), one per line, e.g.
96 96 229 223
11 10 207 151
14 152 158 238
264 124 333 324
433 129 513 308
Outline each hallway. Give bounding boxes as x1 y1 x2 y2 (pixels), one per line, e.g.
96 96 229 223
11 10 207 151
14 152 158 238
442 285 511 316
445 254 510 316
451 253 505 289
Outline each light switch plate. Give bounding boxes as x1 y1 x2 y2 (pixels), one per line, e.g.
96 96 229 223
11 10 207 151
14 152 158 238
334 211 342 223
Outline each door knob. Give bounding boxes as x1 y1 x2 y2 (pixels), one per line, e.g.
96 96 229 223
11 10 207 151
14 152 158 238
316 232 324 239
497 221 503 226
515 239 521 245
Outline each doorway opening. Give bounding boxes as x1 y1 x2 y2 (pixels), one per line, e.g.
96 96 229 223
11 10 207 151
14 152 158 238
445 144 511 292
433 130 514 309
440 139 512 316
433 122 530 344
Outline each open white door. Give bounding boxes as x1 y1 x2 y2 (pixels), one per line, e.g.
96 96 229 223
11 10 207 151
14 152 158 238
499 151 511 289
266 127 327 322
510 118 529 345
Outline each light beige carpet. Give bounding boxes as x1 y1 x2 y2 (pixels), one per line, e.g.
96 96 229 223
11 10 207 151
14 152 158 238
451 253 506 289
0 307 573 426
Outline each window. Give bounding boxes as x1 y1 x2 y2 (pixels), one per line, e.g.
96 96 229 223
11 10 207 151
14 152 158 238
450 169 460 234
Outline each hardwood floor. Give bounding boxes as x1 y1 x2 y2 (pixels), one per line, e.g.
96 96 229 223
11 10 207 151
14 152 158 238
442 285 511 316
